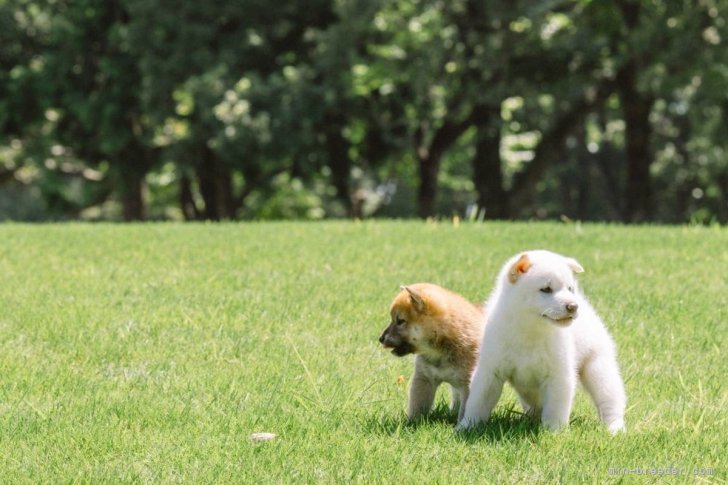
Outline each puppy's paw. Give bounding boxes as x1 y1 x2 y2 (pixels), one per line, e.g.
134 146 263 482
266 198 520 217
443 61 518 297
455 417 475 432
542 419 568 432
607 419 626 435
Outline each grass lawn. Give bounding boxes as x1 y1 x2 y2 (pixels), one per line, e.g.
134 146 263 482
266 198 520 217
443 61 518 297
0 221 725 482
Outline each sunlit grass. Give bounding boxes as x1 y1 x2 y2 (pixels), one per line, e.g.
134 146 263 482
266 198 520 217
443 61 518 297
0 221 725 481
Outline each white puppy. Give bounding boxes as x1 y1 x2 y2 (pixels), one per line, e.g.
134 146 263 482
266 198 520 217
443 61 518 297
458 250 626 433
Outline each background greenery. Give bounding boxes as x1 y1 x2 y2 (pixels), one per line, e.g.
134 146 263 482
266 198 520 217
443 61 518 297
0 222 725 481
1 0 727 223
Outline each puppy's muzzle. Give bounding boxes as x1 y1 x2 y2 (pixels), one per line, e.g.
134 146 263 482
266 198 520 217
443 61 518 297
378 332 387 345
542 301 579 325
379 327 414 356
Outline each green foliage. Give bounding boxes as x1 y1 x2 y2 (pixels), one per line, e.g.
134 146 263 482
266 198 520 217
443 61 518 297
0 222 725 480
0 0 726 222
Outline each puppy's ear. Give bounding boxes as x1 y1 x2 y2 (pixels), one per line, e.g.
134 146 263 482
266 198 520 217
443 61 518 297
401 285 426 313
508 253 532 283
565 257 584 273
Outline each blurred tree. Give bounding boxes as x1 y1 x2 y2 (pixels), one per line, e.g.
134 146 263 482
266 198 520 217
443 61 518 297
578 0 727 223
125 0 340 220
37 0 156 220
0 1 43 146
0 0 46 212
1 0 725 223
350 0 483 218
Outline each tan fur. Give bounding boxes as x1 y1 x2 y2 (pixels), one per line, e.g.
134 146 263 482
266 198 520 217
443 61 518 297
379 283 485 421
508 253 533 283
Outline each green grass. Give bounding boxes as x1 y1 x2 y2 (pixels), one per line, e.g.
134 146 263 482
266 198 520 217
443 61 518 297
0 221 725 482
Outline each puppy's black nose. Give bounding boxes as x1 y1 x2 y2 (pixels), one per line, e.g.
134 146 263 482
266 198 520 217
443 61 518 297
378 333 385 343
566 302 579 313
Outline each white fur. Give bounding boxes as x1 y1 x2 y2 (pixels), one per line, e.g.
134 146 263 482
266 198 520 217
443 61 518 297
458 250 626 433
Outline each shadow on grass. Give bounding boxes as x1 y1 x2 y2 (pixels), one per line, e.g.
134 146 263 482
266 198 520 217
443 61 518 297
362 402 456 434
363 403 542 444
455 409 543 444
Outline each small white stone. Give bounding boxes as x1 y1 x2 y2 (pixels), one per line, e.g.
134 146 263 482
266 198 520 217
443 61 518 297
249 432 277 442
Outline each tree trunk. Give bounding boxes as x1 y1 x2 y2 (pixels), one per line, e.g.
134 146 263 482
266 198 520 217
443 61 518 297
508 78 615 214
575 124 589 221
617 64 653 223
414 105 484 219
119 168 145 221
179 173 201 220
196 147 234 220
717 171 728 223
471 105 507 219
615 0 654 223
324 113 352 215
115 139 151 222
508 109 580 214
417 152 439 219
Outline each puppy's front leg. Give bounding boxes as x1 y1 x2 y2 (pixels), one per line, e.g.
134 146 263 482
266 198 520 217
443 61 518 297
457 372 504 430
407 357 439 419
407 375 437 420
541 371 576 431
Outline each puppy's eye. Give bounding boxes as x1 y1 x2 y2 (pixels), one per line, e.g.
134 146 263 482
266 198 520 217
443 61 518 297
396 318 406 326
568 286 574 292
539 287 553 294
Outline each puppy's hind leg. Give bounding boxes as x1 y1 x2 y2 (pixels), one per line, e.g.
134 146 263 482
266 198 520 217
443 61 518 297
580 354 626 434
450 384 468 422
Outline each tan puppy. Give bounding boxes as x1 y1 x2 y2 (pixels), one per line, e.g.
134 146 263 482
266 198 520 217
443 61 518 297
379 283 485 421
